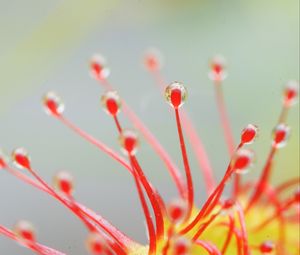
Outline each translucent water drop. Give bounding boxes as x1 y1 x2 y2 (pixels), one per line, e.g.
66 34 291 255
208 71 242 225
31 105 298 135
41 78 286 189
14 220 36 243
165 82 188 109
208 55 228 82
259 240 274 254
167 198 187 224
86 232 107 255
43 92 65 116
119 129 139 156
144 48 164 71
241 124 259 144
12 148 31 169
53 171 74 196
90 54 110 80
101 91 121 116
283 80 299 107
232 149 254 174
221 198 236 215
0 149 8 169
173 237 191 255
272 124 290 149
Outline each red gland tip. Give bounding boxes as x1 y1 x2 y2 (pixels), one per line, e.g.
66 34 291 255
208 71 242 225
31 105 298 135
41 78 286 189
86 232 107 255
259 240 274 253
241 124 259 144
232 149 254 174
144 48 163 71
272 124 290 149
53 171 74 196
43 92 65 117
283 80 299 107
294 189 300 203
90 54 110 80
13 220 36 243
173 237 191 255
119 129 139 156
101 91 121 116
167 198 187 224
209 55 227 82
12 148 31 169
165 82 187 109
0 150 8 169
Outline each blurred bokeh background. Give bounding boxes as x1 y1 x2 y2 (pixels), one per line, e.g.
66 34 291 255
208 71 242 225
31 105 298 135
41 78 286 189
0 0 299 254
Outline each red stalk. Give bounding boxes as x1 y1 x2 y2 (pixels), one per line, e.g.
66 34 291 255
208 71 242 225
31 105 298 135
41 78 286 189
150 69 216 195
128 156 157 255
174 108 194 220
221 214 235 254
195 240 222 255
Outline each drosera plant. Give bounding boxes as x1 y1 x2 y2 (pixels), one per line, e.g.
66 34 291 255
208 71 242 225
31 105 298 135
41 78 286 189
0 49 299 255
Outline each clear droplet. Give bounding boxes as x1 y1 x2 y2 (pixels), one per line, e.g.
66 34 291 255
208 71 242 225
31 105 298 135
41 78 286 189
144 48 164 71
43 92 65 116
90 54 110 80
86 232 107 255
14 220 36 243
208 55 228 82
101 91 121 116
12 148 31 169
53 171 74 196
241 124 259 144
165 82 188 109
0 149 8 169
220 198 236 215
232 149 255 174
272 124 290 149
283 80 299 107
259 240 275 254
167 198 187 224
172 236 191 255
119 129 139 156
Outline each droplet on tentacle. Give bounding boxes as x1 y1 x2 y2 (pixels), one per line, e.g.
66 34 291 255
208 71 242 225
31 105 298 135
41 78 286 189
90 54 110 80
43 92 65 117
208 55 228 82
241 124 259 144
13 220 36 243
259 240 275 254
53 171 74 196
144 48 164 71
0 149 8 169
167 198 187 224
232 149 255 174
283 80 299 107
119 129 139 156
12 148 31 170
165 82 188 109
101 91 121 116
272 124 290 149
221 198 236 215
86 232 107 255
172 237 191 255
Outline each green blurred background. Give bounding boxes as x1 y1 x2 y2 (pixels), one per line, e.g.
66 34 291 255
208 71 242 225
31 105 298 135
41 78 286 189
0 0 299 254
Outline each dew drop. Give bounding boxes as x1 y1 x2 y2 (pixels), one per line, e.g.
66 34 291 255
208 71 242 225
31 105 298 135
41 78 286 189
165 82 187 109
119 129 139 156
221 198 236 215
241 124 259 144
0 149 8 169
86 232 107 255
283 80 299 107
13 220 36 243
101 91 121 116
53 171 74 196
208 55 228 82
259 240 274 254
43 92 65 117
12 148 31 169
232 149 254 174
172 237 191 255
90 55 110 80
272 124 290 149
167 198 187 224
144 48 163 71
